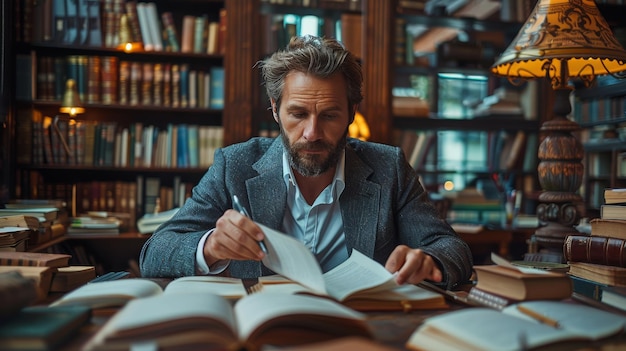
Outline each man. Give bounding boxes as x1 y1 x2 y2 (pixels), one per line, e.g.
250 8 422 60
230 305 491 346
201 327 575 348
140 35 472 289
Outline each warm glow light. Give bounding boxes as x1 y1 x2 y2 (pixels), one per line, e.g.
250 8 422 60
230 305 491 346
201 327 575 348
491 0 626 88
120 42 143 53
443 181 455 191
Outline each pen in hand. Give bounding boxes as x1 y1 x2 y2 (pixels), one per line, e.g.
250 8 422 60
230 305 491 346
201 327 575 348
232 195 269 255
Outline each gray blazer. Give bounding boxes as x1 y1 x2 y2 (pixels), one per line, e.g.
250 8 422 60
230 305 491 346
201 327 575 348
139 137 473 289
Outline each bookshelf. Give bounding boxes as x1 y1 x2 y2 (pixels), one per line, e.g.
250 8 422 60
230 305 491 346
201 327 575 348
361 1 545 215
573 78 626 218
570 1 626 218
10 0 228 221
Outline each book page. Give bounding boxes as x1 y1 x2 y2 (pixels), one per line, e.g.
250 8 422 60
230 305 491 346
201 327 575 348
407 308 584 351
234 292 366 342
259 223 326 295
491 252 552 275
503 301 626 340
50 278 164 308
164 276 246 300
86 293 237 348
324 250 398 301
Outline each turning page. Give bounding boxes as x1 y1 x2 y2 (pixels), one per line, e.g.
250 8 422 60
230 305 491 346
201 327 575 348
324 250 399 301
259 223 326 294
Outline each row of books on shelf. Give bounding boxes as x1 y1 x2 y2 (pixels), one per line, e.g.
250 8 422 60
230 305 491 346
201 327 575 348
14 173 194 232
572 95 626 124
17 110 224 169
562 187 626 312
261 11 363 58
261 0 363 11
16 0 227 55
17 54 225 109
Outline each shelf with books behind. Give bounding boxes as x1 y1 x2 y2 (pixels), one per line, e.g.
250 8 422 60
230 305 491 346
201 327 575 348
386 1 543 218
394 113 540 217
252 1 364 137
14 103 224 170
573 75 626 218
15 48 225 111
14 166 203 231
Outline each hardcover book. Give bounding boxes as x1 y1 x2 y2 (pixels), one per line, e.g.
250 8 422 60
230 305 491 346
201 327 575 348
590 218 626 240
0 305 91 351
406 300 626 351
83 292 372 351
604 188 626 205
601 204 626 220
564 234 626 267
472 253 573 301
0 271 38 319
0 266 54 301
568 262 626 287
0 251 70 268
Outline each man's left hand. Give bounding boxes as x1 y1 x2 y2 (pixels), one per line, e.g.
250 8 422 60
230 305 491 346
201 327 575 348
385 245 443 285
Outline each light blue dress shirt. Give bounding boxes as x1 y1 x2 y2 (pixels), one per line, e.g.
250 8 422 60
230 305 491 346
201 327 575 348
281 150 348 272
196 150 349 274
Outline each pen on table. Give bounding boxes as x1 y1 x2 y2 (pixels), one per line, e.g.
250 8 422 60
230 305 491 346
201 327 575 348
516 305 560 328
232 195 269 255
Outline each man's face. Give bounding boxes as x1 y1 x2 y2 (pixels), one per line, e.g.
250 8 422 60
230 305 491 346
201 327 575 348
275 71 352 177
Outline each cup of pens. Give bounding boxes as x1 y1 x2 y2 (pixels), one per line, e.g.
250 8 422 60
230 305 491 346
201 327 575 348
501 189 518 228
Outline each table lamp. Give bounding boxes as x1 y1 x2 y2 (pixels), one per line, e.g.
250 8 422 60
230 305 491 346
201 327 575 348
53 78 85 158
490 0 626 254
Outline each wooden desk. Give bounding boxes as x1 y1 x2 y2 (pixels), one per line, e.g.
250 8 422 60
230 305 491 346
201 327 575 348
453 224 535 263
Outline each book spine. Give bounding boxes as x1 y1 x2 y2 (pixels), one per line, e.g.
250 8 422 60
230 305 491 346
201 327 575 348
118 60 130 105
145 2 163 51
181 15 195 53
209 66 224 109
564 235 626 267
135 2 153 51
153 63 163 106
101 56 119 105
125 1 144 45
161 12 180 52
86 56 101 104
141 62 154 106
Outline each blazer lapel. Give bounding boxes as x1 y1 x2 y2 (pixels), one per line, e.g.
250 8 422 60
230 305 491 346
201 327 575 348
341 146 380 258
247 139 287 229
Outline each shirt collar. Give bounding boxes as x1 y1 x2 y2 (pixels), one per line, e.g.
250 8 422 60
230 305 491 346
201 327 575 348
282 148 346 196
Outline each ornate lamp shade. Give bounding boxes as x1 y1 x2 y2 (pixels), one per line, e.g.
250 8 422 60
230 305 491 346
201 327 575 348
492 0 626 85
490 0 626 253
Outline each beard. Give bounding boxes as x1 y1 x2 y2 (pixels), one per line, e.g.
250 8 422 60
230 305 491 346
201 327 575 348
280 127 348 177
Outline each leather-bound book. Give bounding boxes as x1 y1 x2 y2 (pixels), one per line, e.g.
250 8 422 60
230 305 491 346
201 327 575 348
564 235 626 267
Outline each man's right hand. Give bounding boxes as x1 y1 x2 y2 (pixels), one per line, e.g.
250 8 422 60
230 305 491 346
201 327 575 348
203 209 266 266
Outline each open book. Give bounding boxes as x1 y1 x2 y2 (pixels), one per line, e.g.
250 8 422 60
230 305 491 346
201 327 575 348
406 300 626 351
252 223 446 311
83 292 372 351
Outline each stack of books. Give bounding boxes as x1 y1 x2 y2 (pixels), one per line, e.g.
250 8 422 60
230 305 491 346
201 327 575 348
68 216 122 236
0 200 69 247
0 251 96 300
467 253 573 310
563 187 626 312
0 225 31 252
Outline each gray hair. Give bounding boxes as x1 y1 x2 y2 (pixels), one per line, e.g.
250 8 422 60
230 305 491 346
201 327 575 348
258 35 363 115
